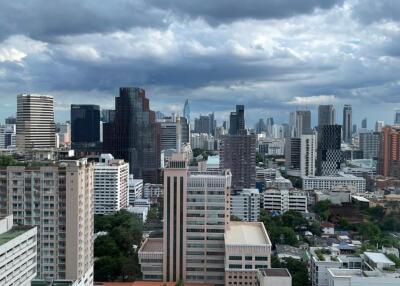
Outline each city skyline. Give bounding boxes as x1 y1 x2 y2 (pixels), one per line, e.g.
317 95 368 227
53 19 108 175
1 1 400 125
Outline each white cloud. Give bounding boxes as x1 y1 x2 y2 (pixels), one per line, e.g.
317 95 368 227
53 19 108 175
288 95 337 105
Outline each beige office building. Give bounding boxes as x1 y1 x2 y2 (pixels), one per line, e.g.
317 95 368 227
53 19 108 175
16 94 56 152
0 158 94 285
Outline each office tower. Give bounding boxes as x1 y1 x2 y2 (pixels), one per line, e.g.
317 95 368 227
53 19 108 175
71 104 100 146
301 133 317 177
94 154 129 214
160 116 190 150
194 113 215 135
255 118 266 134
361 118 367 129
0 215 37 286
352 124 357 134
316 125 342 175
163 153 188 282
342 105 352 143
378 125 400 178
16 94 55 152
375 121 384 132
0 159 94 284
266 117 274 136
395 110 400 125
230 188 260 221
101 109 116 123
289 110 312 138
318 105 336 127
229 105 245 135
286 138 301 170
359 131 380 159
103 87 161 183
221 132 256 189
183 99 190 124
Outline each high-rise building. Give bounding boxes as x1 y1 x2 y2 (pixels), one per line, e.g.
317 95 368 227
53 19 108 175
16 94 55 152
230 188 260 221
194 113 215 135
0 124 16 149
103 87 161 183
352 124 357 134
0 159 94 284
286 138 301 171
375 120 384 132
71 104 100 146
300 133 317 177
316 125 342 175
94 154 129 215
221 132 256 189
160 116 190 150
101 109 116 123
342 105 352 143
289 110 312 138
229 105 245 135
161 153 231 285
395 110 400 125
0 215 37 286
266 117 274 136
56 122 71 145
183 99 190 124
359 131 380 160
378 125 400 178
255 119 266 134
318 105 336 127
5 116 16 125
361 118 367 129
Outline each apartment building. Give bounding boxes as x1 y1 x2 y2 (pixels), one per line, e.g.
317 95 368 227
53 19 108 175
0 159 94 285
302 173 366 193
0 215 37 286
94 154 129 214
225 221 272 286
230 189 260 221
262 189 307 213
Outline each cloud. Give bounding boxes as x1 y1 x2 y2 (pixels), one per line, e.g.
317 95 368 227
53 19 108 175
288 95 337 105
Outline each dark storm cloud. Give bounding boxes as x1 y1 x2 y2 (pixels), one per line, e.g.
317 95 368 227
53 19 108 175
0 0 166 41
149 0 344 25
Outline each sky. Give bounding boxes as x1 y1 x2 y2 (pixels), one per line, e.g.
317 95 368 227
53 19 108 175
0 0 400 128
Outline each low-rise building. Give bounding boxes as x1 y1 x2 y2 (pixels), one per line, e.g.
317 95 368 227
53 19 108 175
257 268 292 286
129 176 143 205
225 221 272 286
143 183 163 203
230 189 260 221
138 238 164 281
262 189 307 213
303 173 366 193
327 268 400 286
0 215 37 286
127 206 149 222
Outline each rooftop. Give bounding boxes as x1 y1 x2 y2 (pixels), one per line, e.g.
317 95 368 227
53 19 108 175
0 227 32 246
259 268 291 277
139 238 163 253
225 221 271 246
364 252 395 265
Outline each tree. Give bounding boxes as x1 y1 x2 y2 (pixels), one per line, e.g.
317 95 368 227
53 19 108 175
94 256 121 281
278 257 310 286
313 200 331 221
147 206 158 221
309 222 322 236
94 235 120 257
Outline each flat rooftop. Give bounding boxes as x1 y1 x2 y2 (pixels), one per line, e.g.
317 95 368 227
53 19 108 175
259 268 291 277
139 238 163 253
0 227 32 246
364 252 395 265
225 221 271 246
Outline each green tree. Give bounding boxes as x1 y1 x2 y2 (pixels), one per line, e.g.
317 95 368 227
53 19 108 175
309 222 322 236
94 256 121 281
94 235 121 257
313 200 331 221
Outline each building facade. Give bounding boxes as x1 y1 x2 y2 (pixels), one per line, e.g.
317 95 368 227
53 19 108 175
316 125 342 175
378 125 400 178
16 94 55 152
0 215 37 286
318 105 336 128
70 105 100 147
229 105 245 135
103 87 161 183
343 105 352 144
231 189 260 222
303 174 366 193
262 189 307 213
0 159 94 284
359 131 380 160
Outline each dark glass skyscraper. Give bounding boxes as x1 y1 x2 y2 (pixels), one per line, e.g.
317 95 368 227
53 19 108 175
71 104 100 145
316 125 342 175
103 87 160 183
343 104 352 143
229 105 245 135
318 105 335 127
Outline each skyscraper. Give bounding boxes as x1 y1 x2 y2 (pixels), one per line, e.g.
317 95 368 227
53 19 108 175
255 118 266 134
16 94 55 152
395 110 400 125
316 125 342 175
290 110 312 138
378 125 400 178
229 105 245 135
375 121 384 132
103 87 161 183
361 118 367 129
221 131 256 189
71 104 100 146
318 105 336 127
359 130 380 160
342 104 352 143
183 99 190 124
101 109 116 123
301 133 317 177
193 114 214 135
0 159 94 284
266 117 274 136
160 116 190 150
